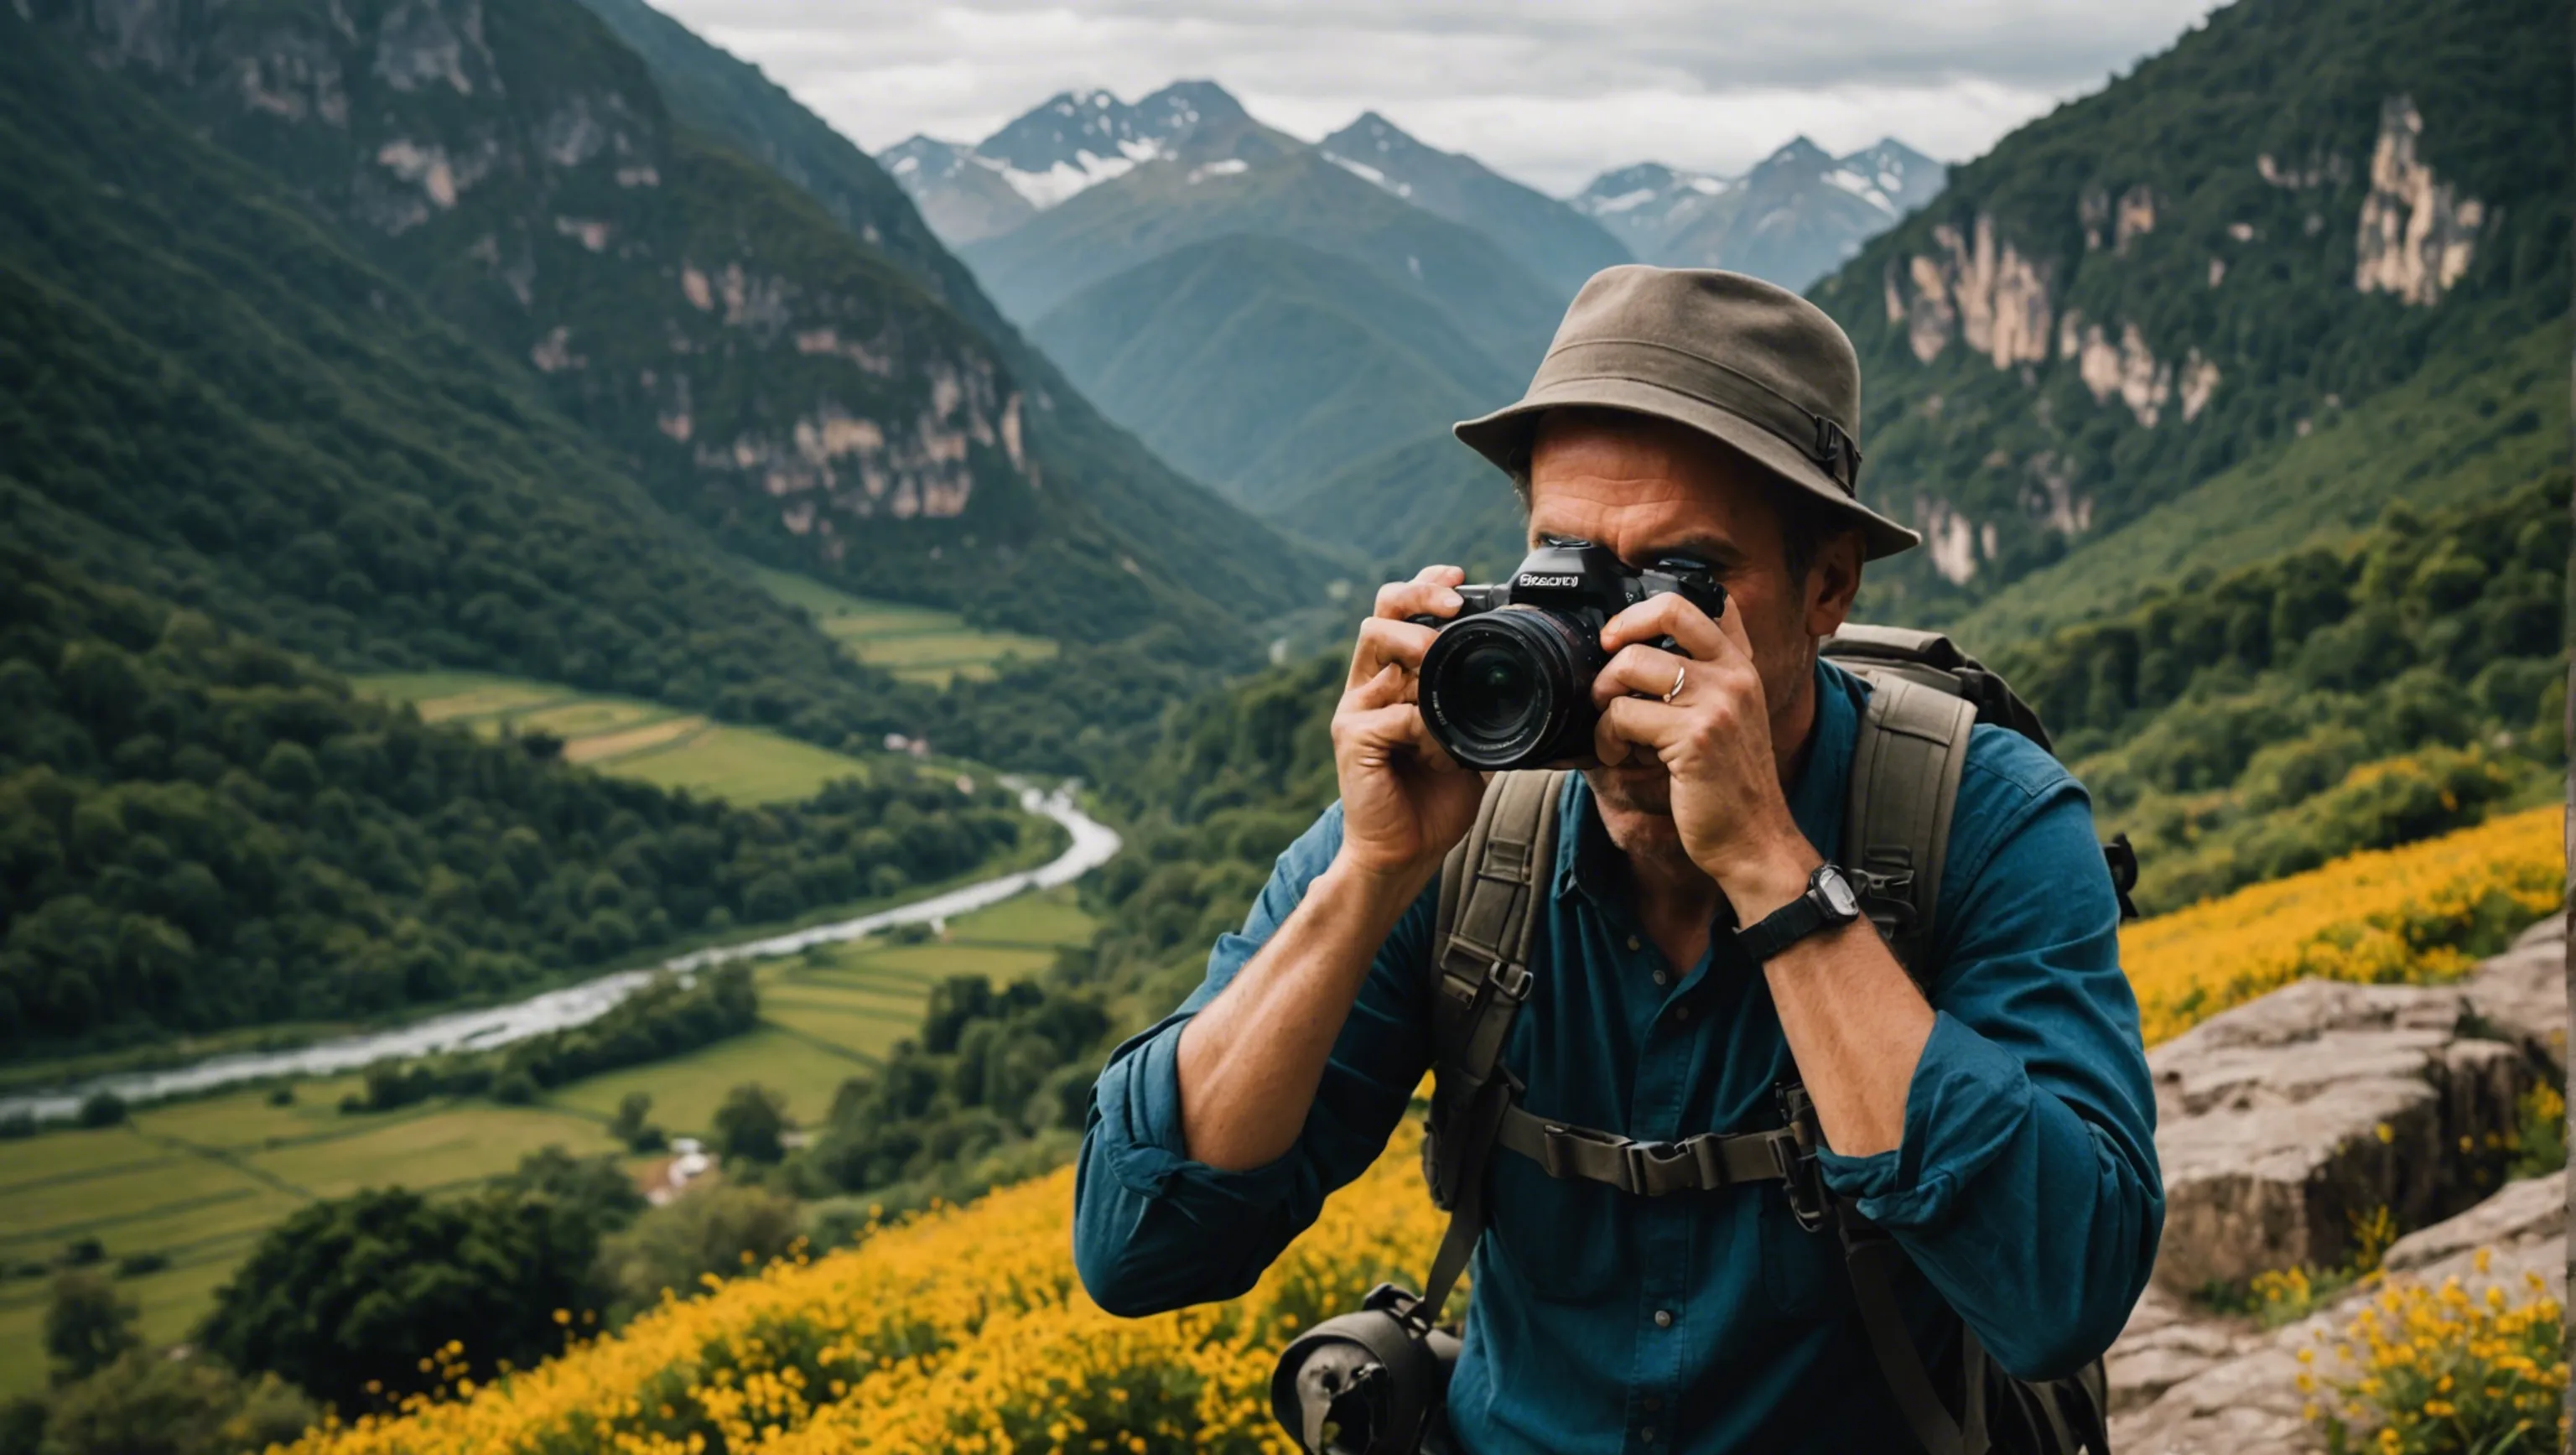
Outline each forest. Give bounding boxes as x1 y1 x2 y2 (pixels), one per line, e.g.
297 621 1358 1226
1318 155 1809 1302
0 555 1034 1052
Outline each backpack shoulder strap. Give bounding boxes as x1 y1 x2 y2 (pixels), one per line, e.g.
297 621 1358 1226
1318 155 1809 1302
1840 670 1977 980
1415 769 1564 1322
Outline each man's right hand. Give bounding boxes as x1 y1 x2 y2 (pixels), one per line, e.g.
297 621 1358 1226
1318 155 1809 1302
1332 564 1486 884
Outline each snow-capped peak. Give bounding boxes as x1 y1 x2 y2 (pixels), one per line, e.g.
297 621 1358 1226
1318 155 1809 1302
965 80 1254 209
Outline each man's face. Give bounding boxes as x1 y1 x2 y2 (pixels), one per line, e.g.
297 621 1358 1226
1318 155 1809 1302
1524 408 1859 866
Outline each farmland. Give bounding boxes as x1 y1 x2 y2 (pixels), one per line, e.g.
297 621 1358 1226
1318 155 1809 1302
0 888 1096 1395
357 671 883 807
750 568 1058 687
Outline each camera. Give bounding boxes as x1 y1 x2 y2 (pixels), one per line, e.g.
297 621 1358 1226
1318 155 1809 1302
1412 537 1726 771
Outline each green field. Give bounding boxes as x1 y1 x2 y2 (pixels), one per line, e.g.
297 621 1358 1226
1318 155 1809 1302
751 567 1057 687
0 887 1095 1394
358 671 880 806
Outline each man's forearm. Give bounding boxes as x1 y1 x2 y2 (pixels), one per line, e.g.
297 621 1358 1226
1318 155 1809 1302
1730 850 1933 1157
1174 857 1431 1171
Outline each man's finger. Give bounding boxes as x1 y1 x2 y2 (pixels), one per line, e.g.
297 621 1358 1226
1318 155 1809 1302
1600 589 1728 663
1346 616 1438 691
1371 565 1467 624
1590 644 1690 709
1342 662 1410 713
1592 694 1683 766
1337 701 1465 776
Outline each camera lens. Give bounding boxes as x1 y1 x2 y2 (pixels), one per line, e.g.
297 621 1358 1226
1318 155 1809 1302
1417 607 1605 770
1451 642 1541 740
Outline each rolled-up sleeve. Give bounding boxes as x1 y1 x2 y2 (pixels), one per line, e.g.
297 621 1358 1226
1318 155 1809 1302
1815 734 2164 1380
1073 803 1436 1316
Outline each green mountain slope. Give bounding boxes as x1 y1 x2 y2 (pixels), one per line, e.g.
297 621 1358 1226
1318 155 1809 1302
38 0 1318 644
0 12 901 742
565 0 1016 347
961 148 1567 372
1948 318 2567 645
1264 431 1530 579
1806 0 2568 624
1029 234 1523 511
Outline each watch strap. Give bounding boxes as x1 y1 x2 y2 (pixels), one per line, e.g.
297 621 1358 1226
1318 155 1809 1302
1737 887 1827 964
1736 866 1858 964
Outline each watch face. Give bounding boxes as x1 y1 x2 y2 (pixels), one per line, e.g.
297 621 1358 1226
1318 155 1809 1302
1817 868 1861 919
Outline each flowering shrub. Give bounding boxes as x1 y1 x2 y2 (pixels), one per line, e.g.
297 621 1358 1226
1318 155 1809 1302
2305 1257 2568 1455
274 1122 1447 1455
2121 805 2563 1045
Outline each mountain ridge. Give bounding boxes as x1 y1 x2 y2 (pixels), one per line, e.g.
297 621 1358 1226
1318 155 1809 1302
1569 135 1949 290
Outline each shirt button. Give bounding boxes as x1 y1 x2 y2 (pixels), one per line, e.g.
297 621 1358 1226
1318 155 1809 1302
1642 1395 1664 1414
1639 1430 1657 1445
1626 934 1642 951
1674 1006 1691 1022
1653 1308 1674 1328
1651 969 1669 987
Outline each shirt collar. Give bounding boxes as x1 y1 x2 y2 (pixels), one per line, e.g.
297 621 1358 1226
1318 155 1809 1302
1554 656 1863 904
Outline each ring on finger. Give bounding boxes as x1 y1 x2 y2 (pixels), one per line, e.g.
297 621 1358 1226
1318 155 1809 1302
1661 663 1687 704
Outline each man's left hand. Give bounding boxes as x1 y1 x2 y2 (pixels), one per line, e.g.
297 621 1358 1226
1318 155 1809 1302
1590 592 1820 921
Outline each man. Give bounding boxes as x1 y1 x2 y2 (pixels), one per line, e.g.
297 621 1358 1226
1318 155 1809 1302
1072 268 2162 1452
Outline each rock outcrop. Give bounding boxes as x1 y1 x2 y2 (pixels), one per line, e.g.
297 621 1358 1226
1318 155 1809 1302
2108 917 2567 1452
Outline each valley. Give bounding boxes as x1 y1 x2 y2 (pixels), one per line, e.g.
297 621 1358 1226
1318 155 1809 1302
0 886 1099 1398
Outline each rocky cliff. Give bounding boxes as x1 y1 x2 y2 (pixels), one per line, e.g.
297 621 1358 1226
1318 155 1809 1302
1809 0 2568 623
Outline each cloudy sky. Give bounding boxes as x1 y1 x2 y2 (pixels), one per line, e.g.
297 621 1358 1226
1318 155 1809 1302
655 0 2224 194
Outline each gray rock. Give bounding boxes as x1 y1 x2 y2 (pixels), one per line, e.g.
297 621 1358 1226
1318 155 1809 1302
2460 913 2568 1078
2111 1177 2565 1455
2147 971 2548 1293
2105 920 2568 1453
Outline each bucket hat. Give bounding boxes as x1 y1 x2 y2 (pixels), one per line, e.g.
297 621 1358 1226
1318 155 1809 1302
1454 266 1920 559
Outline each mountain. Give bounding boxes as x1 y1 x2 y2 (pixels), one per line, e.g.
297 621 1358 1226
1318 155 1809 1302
560 0 1338 653
0 7 914 743
33 0 1323 650
1317 112 1631 295
1802 0 2568 626
881 82 1303 247
1029 234 1524 508
961 141 1562 361
1570 137 1948 290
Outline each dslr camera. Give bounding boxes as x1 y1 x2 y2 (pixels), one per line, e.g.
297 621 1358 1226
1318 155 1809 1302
1413 538 1726 771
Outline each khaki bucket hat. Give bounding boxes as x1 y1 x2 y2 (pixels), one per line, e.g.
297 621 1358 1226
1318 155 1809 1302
1454 266 1920 560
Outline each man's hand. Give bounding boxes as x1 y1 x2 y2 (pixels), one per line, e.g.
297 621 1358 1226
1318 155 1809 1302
1332 564 1486 886
1588 591 1819 921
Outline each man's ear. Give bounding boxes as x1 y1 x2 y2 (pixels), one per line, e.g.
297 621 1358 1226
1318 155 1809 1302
1803 530 1865 639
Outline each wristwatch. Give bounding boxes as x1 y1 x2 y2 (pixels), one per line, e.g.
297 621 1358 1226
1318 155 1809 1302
1735 865 1863 964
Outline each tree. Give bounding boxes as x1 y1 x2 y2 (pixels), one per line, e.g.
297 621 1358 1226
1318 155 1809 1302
197 1186 600 1411
496 1147 646 1234
594 1183 803 1321
43 1273 138 1385
28 1351 314 1455
714 1083 787 1164
610 1092 654 1143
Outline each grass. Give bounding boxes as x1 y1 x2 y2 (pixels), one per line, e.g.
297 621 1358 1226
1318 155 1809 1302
357 671 880 806
750 567 1057 687
0 888 1097 1395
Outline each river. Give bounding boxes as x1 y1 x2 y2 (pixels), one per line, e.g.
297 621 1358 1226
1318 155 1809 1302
0 782 1121 1125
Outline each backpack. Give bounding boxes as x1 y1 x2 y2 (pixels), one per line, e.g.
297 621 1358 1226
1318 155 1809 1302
1410 626 2135 1455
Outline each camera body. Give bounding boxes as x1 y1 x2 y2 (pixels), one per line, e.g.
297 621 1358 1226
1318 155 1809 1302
1415 538 1726 771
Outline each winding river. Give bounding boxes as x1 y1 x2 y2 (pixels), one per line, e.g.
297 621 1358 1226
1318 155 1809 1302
0 783 1121 1125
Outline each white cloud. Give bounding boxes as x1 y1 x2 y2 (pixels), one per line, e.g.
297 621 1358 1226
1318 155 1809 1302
656 0 2222 194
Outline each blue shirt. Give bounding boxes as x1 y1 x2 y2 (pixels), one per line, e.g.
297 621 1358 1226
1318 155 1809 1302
1073 661 2162 1454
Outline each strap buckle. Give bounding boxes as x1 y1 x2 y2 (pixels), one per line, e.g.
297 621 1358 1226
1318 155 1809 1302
1772 1083 1831 1233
